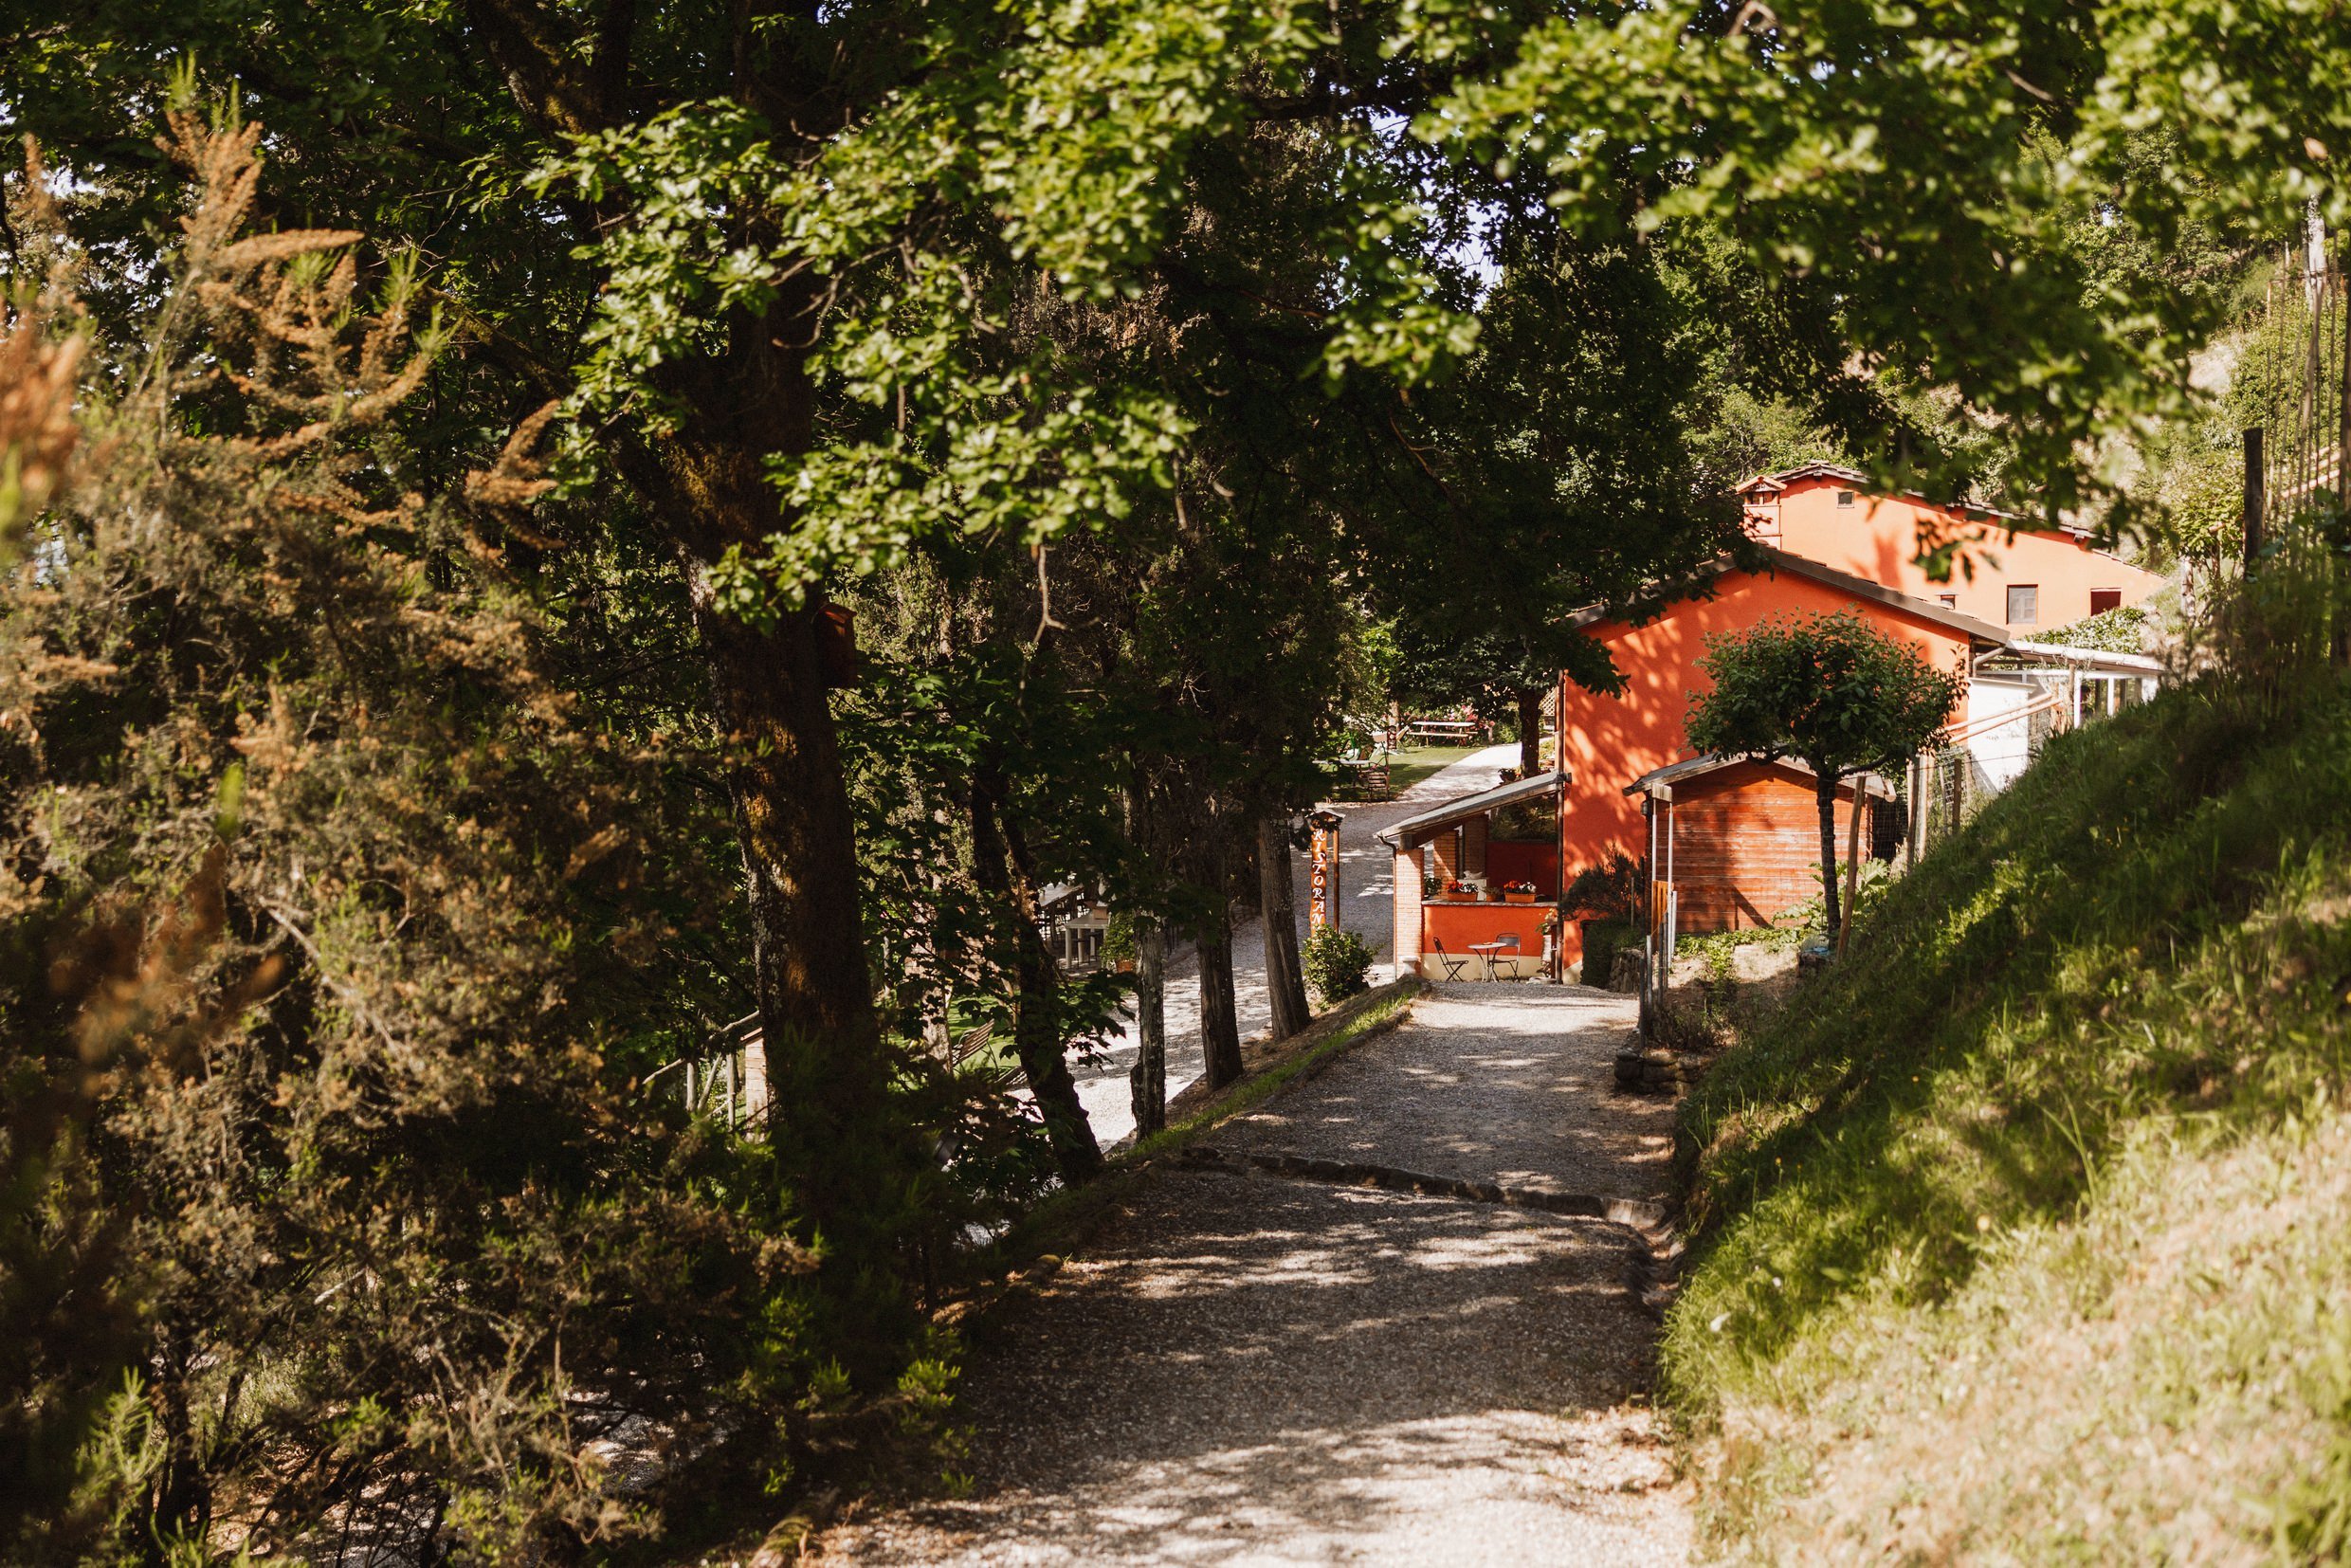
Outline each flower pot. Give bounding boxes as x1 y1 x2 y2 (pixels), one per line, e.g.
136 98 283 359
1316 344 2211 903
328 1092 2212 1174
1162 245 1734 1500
1504 891 1536 904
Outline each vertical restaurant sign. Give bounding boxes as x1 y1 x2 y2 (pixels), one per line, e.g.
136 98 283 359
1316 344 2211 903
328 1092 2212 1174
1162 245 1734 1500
1308 811 1342 930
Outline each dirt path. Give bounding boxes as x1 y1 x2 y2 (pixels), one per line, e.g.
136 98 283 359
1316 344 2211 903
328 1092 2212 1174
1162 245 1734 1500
823 983 1689 1566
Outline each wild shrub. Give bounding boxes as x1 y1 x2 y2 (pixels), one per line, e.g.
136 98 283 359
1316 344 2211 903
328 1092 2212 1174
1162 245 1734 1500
0 118 886 1565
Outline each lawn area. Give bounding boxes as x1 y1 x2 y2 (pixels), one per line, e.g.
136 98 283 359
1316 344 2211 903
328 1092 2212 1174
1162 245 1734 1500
1378 742 1490 796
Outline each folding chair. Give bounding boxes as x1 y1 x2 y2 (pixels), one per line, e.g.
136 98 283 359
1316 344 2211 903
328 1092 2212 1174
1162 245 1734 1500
1485 932 1522 979
1430 936 1470 982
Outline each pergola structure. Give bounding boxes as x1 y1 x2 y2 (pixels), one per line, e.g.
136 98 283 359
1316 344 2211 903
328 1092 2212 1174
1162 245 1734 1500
1376 770 1570 981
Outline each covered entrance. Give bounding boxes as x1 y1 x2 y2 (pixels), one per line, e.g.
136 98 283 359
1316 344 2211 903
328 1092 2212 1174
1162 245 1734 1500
1376 771 1571 981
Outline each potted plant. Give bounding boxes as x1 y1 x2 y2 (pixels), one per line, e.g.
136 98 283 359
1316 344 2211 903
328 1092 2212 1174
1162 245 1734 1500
1503 880 1539 904
1444 879 1476 901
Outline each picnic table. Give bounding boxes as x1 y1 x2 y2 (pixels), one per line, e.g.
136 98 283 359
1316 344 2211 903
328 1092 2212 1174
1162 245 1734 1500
1404 719 1481 744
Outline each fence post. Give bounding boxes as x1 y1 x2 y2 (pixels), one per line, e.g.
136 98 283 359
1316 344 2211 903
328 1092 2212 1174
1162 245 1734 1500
2244 426 2266 574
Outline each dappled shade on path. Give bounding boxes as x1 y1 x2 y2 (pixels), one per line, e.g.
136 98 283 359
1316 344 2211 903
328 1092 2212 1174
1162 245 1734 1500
1222 985 1678 1204
825 983 1686 1565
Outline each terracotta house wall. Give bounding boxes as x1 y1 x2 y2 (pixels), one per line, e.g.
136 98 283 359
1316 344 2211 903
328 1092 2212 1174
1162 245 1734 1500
1663 762 1868 934
1751 474 2165 632
1555 566 1973 967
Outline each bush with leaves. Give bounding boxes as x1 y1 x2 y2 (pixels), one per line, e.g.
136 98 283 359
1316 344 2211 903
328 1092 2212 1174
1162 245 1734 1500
1563 853 1641 920
0 118 952 1566
1301 925 1376 1007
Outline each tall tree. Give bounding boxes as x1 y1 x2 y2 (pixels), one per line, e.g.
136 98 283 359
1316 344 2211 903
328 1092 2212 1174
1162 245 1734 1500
1427 0 2344 531
1375 229 1748 747
9 0 1476 1277
1260 815 1313 1039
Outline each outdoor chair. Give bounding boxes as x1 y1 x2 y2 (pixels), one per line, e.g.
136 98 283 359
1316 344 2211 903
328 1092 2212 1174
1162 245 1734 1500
1485 932 1522 979
1429 936 1470 982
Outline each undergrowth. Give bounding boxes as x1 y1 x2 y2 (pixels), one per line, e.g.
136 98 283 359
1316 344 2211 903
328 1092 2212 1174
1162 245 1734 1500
1663 656 2351 1559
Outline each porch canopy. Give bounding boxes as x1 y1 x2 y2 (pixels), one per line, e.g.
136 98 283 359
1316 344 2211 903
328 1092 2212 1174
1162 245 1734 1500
1375 770 1569 849
1377 770 1570 981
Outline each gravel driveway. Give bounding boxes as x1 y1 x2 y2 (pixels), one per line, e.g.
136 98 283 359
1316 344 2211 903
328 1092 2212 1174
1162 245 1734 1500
1073 744 1521 1150
821 983 1689 1566
1217 986 1678 1205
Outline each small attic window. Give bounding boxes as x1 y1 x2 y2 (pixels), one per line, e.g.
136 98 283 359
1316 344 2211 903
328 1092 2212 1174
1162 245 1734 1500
1835 489 1856 507
2089 588 2123 615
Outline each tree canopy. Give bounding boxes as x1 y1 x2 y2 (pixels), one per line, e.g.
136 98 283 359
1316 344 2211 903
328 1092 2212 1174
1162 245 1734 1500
2 0 2343 1557
1686 611 1963 932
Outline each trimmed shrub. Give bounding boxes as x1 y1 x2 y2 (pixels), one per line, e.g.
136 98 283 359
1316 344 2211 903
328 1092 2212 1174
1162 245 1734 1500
1301 925 1376 1006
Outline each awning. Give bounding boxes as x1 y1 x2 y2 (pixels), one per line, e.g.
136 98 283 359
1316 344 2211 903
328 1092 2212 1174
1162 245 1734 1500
1622 754 1895 802
1992 640 2163 676
1375 771 1568 848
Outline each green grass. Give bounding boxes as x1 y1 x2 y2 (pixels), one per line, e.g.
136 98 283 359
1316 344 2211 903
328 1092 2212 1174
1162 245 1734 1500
1664 670 2351 1559
1381 743 1489 795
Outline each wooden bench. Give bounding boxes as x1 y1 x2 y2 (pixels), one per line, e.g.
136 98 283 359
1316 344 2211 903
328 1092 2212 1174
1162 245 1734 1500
1339 757 1393 801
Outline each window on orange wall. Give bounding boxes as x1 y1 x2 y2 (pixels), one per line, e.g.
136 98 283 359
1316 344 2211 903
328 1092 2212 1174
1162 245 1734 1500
2089 587 2123 615
1835 489 1856 507
2006 584 2039 625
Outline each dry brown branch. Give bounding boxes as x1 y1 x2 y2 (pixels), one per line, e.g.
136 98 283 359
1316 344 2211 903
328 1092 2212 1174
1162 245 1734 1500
465 400 564 537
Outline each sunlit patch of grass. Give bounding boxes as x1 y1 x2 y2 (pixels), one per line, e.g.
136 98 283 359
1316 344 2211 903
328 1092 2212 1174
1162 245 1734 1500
1662 673 2351 1559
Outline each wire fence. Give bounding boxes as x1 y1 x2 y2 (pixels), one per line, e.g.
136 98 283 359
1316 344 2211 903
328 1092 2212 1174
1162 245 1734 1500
2250 228 2349 539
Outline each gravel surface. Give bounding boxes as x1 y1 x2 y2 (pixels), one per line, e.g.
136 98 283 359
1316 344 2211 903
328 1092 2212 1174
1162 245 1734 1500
1073 744 1519 1149
1218 985 1672 1204
822 983 1690 1566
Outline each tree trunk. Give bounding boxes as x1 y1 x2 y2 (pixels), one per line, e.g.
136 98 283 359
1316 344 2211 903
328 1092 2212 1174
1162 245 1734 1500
690 589 893 1236
1131 918 1166 1138
1259 814 1311 1038
471 0 914 1360
1815 772 1844 937
1517 686 1544 777
1197 893 1245 1088
971 779 1103 1184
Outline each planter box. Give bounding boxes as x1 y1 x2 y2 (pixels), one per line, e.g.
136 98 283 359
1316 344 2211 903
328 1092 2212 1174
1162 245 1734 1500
1504 891 1537 904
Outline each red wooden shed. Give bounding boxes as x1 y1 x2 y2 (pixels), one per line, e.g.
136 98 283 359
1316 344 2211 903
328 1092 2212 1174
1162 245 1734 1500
1622 756 1894 935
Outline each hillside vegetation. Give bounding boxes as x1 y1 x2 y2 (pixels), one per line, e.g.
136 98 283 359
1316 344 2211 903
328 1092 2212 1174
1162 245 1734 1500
1664 617 2351 1559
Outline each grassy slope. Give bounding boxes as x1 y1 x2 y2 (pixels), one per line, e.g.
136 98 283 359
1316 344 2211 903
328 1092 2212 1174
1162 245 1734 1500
1665 673 2351 1561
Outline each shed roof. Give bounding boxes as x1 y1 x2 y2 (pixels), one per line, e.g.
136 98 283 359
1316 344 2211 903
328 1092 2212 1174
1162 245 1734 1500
1374 770 1568 848
1621 754 1896 802
1565 547 2012 650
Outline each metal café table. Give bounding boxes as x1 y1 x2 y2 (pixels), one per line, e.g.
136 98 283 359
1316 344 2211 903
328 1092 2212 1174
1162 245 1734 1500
1467 938 1515 979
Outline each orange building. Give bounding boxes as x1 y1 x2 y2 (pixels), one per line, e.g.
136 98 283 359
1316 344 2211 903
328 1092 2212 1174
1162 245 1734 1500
1740 463 2166 633
1552 549 2008 970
